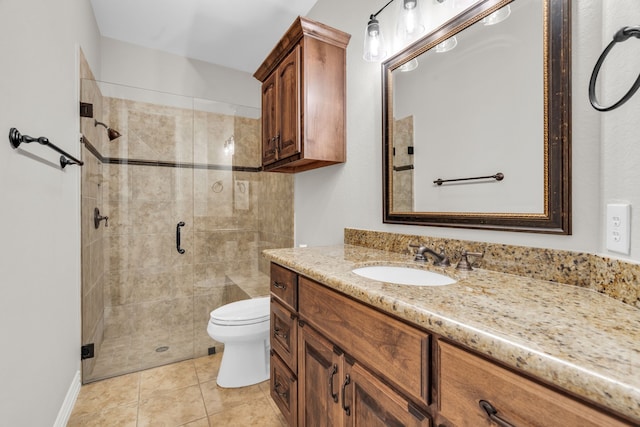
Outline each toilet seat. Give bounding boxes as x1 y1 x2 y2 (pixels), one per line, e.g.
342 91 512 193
209 297 270 326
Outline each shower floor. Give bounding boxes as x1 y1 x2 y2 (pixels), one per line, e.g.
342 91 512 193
85 271 271 383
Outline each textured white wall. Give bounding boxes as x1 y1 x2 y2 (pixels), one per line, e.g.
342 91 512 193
298 0 608 257
0 0 101 425
599 0 640 260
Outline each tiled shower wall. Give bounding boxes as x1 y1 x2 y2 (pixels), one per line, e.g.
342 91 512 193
80 75 293 382
392 115 414 211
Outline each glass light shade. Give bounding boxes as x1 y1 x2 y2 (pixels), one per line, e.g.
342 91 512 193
396 0 425 43
398 58 419 72
435 36 457 53
363 16 387 62
482 5 511 26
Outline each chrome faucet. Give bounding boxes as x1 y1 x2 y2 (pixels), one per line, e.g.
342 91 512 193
409 244 451 267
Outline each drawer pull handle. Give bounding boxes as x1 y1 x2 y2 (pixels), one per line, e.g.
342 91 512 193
479 400 516 427
274 381 288 399
329 364 338 403
274 327 288 340
273 281 287 290
341 374 351 416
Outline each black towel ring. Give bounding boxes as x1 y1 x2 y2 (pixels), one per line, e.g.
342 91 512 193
589 26 640 112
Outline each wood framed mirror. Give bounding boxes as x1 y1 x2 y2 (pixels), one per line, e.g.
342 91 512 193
382 0 571 234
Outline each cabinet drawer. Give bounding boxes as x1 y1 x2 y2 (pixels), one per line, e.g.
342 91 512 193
271 263 298 311
298 277 430 406
438 340 631 427
271 351 298 427
271 297 298 373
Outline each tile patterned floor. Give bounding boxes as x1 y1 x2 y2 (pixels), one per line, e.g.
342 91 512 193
68 353 286 426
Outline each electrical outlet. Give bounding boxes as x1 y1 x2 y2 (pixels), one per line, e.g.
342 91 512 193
606 203 631 254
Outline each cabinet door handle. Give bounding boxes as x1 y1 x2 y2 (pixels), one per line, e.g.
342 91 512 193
273 281 287 290
329 364 338 403
274 381 288 399
341 374 351 416
274 327 288 340
479 400 516 427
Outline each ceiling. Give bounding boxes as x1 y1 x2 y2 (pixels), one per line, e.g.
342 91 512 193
90 0 318 74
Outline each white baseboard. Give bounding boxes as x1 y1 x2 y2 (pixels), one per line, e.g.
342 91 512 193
53 370 81 427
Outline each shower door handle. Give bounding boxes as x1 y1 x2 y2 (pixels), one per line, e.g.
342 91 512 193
176 221 186 254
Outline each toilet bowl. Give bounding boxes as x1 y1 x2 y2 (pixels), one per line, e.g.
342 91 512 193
207 296 270 388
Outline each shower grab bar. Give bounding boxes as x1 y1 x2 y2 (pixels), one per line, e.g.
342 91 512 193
176 221 186 254
433 172 504 186
9 127 83 168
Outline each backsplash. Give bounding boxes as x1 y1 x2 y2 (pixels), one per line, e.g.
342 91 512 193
345 228 640 309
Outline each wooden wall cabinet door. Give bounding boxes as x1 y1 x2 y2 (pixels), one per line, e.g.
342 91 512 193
276 46 300 161
261 47 300 166
254 17 350 173
261 72 278 165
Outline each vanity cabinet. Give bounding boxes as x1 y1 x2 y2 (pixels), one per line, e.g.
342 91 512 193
254 17 350 173
270 263 430 426
438 340 631 427
269 261 636 426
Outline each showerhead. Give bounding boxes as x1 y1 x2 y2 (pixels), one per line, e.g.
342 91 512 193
94 119 122 141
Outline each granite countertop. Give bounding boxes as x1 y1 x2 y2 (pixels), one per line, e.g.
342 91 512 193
263 244 640 422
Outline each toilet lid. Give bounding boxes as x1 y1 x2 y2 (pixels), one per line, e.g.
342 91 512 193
209 297 270 326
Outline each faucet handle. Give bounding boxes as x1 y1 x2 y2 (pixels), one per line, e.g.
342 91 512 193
408 242 428 262
436 246 451 267
456 251 484 271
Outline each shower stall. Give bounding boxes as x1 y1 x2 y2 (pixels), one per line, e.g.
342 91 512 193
79 78 293 383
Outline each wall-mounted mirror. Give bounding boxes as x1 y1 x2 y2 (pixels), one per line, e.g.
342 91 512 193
382 0 571 234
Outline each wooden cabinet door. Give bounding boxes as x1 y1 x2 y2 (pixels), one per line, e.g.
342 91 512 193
344 362 431 427
277 45 301 160
298 322 343 427
261 72 278 165
271 351 298 427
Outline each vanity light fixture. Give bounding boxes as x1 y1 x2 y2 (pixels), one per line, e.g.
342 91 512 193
224 135 235 156
482 5 511 26
398 58 419 72
396 0 425 43
363 13 388 61
364 0 426 62
435 36 457 53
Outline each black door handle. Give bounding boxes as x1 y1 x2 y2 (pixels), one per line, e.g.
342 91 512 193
176 221 186 254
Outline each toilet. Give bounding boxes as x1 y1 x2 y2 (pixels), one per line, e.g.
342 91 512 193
207 296 271 388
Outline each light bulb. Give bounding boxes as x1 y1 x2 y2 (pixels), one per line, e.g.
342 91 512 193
363 15 387 62
435 36 457 53
396 0 425 44
483 5 511 26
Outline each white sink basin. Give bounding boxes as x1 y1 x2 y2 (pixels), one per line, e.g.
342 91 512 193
352 266 456 286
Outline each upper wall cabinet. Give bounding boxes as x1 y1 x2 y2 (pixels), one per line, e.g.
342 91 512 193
254 17 351 173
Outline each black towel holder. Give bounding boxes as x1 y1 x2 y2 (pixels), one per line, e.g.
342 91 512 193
589 26 640 112
9 127 83 168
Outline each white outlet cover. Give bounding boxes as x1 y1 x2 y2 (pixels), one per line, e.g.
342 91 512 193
606 203 631 254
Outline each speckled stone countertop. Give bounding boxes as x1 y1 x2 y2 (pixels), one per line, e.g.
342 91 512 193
263 244 640 423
